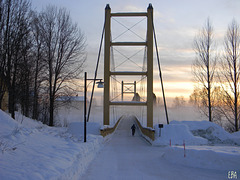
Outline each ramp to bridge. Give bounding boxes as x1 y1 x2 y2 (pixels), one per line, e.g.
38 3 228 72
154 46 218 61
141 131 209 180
114 115 138 137
83 115 154 179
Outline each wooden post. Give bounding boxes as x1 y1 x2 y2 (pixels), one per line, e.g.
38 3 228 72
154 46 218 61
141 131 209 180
104 4 111 125
147 4 153 128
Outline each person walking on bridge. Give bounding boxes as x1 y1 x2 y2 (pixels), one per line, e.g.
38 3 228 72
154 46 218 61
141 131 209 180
131 124 136 136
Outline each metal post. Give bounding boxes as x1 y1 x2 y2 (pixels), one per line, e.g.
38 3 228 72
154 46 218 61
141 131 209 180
84 72 87 142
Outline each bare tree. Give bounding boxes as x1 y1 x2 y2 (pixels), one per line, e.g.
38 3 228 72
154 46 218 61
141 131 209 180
189 86 225 123
0 0 6 109
17 27 32 117
192 18 216 122
0 0 31 118
189 87 201 106
173 96 186 108
39 6 86 126
29 11 46 120
218 19 240 132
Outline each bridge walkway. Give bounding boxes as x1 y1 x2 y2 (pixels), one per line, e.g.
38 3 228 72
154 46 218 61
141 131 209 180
83 115 159 179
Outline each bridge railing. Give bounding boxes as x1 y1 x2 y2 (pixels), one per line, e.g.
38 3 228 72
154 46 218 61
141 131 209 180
100 116 123 137
133 116 155 142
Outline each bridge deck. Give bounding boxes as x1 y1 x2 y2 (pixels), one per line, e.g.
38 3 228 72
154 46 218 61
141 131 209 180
83 115 154 179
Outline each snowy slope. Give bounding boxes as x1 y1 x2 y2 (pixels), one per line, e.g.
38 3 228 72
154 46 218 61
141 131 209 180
0 110 103 180
153 120 240 146
161 145 240 174
153 123 208 145
1 110 240 180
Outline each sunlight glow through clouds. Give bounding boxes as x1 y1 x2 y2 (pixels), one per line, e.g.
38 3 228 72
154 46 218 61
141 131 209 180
30 0 240 103
159 81 194 97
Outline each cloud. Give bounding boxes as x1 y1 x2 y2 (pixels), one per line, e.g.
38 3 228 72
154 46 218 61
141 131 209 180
122 5 146 12
154 81 194 99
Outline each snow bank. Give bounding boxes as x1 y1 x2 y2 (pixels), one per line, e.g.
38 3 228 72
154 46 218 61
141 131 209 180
161 146 240 171
15 111 44 128
68 121 101 138
0 110 18 137
0 110 103 180
153 123 208 146
232 131 240 137
171 121 240 145
153 120 240 146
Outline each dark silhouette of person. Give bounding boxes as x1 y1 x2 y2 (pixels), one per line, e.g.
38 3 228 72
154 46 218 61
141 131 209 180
131 124 136 136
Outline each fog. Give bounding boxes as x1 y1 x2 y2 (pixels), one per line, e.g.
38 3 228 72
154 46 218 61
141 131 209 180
56 103 204 127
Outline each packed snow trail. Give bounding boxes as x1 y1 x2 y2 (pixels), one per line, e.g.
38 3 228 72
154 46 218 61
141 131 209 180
82 116 226 180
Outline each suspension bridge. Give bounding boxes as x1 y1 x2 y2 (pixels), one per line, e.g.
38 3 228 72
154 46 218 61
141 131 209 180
87 4 169 140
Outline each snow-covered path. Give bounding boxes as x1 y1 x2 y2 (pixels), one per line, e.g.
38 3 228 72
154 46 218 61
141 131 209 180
82 116 225 180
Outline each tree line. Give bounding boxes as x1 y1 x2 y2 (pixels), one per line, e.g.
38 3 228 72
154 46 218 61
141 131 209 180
0 0 86 126
191 18 240 132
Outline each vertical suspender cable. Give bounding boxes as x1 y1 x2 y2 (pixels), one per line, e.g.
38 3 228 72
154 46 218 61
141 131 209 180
151 15 169 124
110 35 116 124
87 22 105 122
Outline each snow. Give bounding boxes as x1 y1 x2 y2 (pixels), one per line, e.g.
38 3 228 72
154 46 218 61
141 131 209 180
0 110 103 180
0 111 18 137
83 116 240 180
161 146 240 171
153 123 208 145
56 96 85 102
232 131 240 137
68 121 101 137
153 120 240 146
0 110 240 180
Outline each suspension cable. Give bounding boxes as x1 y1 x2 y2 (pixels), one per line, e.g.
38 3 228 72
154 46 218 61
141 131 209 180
114 47 144 69
87 21 105 122
151 15 169 124
110 35 118 123
112 17 146 41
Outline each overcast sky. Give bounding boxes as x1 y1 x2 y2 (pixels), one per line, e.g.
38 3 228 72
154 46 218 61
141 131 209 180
31 0 240 103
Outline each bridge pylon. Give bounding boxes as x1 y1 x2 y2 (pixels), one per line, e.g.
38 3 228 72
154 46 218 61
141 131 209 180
103 4 154 128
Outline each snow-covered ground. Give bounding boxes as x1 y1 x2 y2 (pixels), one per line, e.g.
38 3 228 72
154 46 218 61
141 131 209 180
83 116 240 180
0 109 240 180
153 120 240 146
0 110 103 180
